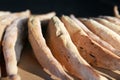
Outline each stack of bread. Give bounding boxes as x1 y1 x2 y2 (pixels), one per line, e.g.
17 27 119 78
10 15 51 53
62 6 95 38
0 6 120 80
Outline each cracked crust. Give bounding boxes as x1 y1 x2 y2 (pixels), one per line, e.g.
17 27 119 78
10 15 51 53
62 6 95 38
71 15 120 57
61 15 120 71
46 16 107 80
28 16 73 80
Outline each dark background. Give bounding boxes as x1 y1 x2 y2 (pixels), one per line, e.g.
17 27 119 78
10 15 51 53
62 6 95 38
0 0 119 17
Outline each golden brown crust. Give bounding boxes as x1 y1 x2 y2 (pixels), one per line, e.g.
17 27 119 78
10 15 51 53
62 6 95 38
46 16 107 80
80 18 120 50
71 15 120 57
28 16 73 80
62 15 120 71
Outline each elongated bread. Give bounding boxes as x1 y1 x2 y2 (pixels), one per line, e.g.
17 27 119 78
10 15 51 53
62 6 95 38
80 18 120 50
114 5 120 18
100 16 120 26
71 15 120 57
2 17 28 80
94 18 120 35
0 10 30 52
0 10 30 79
28 16 73 80
46 16 107 80
0 15 16 45
62 15 120 71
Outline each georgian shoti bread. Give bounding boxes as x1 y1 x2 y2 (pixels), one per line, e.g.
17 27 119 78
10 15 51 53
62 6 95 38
46 16 107 80
28 16 73 80
0 10 30 80
80 18 120 50
71 15 120 57
0 10 30 52
61 15 120 71
2 17 28 80
114 5 120 18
